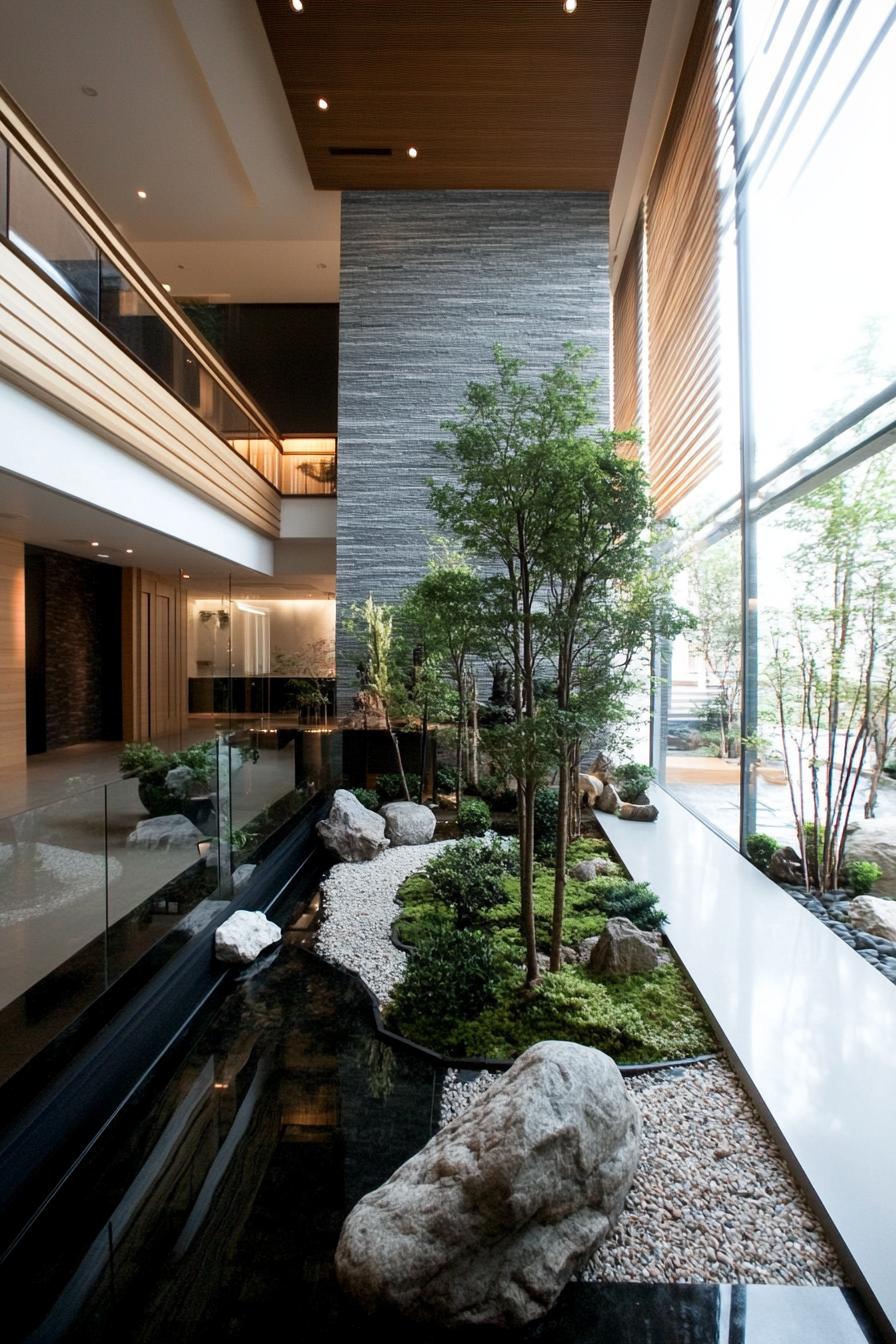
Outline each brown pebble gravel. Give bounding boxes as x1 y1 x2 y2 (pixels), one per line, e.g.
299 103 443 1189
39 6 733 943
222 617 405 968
441 1057 847 1287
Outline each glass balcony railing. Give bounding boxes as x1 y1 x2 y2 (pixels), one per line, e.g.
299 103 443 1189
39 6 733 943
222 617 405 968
0 106 285 492
0 726 340 1089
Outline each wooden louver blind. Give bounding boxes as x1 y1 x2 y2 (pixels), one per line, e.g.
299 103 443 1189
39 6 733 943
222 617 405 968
645 0 724 517
613 214 641 457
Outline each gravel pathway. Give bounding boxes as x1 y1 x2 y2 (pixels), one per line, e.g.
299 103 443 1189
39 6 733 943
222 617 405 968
440 1058 846 1287
315 840 453 1002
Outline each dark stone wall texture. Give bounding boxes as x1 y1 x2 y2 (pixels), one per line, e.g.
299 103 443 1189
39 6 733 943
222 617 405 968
336 190 611 708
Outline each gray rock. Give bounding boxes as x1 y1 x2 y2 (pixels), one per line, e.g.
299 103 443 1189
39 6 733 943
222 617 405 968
578 935 600 964
590 917 660 977
847 894 896 941
768 846 804 884
845 819 896 896
335 1040 640 1326
164 764 195 798
379 801 436 846
569 857 614 881
317 789 390 862
214 909 281 964
126 814 205 851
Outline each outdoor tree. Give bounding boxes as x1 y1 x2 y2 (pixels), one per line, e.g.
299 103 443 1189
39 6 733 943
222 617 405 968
761 454 896 889
685 535 741 760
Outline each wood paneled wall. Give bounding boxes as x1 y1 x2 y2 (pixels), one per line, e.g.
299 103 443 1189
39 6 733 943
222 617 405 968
0 537 26 769
0 245 280 537
121 569 188 744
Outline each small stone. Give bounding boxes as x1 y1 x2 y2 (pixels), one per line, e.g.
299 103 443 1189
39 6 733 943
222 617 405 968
214 909 281 964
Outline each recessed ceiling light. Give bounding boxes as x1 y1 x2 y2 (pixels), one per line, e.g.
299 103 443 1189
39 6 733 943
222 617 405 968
126 547 134 554
137 189 147 199
317 97 328 110
289 0 303 11
90 540 100 547
81 85 98 97
563 0 577 11
162 283 172 292
97 553 109 559
407 146 418 159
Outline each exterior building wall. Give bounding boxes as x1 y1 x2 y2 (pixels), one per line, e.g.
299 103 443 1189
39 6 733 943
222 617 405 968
336 190 610 709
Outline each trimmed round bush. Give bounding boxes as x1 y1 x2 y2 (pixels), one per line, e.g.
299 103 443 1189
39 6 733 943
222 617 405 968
596 878 667 931
745 833 781 873
424 837 509 928
458 797 491 836
349 786 379 810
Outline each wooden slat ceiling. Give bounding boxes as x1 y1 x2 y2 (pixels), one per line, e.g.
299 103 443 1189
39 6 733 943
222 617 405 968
256 0 652 191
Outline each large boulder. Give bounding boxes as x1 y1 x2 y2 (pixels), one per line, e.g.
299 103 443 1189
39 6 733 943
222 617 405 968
214 909 281 964
379 801 436 846
847 894 896 942
335 1040 641 1327
127 814 205 851
590 917 660 977
846 820 896 897
317 789 389 862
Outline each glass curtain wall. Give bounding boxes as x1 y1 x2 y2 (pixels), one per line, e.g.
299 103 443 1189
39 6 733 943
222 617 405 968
646 0 896 853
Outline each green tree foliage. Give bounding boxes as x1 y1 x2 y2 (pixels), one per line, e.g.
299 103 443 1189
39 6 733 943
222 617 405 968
685 536 742 760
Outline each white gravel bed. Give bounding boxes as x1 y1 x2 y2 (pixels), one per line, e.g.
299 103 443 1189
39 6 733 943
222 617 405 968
314 840 454 1003
440 1058 846 1287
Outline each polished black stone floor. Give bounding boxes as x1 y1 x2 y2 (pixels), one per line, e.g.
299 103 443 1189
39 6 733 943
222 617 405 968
9 929 885 1344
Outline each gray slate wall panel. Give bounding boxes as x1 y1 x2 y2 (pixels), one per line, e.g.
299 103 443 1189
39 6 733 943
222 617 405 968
337 190 610 709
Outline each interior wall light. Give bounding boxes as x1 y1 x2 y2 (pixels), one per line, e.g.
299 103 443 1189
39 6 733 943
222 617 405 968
290 0 304 11
407 146 418 159
317 97 329 110
563 0 577 11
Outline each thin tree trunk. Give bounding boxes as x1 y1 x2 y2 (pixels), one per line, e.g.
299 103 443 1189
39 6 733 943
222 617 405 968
469 670 480 788
550 741 572 972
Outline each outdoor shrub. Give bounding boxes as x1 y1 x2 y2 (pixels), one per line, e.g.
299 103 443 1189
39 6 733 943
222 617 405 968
613 763 656 803
458 797 491 836
436 766 459 794
746 833 781 873
424 837 509 927
477 776 517 810
350 787 379 810
842 859 882 896
375 772 420 803
388 928 499 1044
596 878 667 931
534 786 560 858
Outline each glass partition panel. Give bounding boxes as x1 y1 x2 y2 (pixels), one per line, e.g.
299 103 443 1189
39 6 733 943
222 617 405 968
658 530 743 844
8 150 99 312
226 727 302 864
0 787 108 1086
100 255 174 384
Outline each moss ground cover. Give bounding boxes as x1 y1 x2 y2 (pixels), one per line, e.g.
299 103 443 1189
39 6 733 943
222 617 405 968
387 838 716 1063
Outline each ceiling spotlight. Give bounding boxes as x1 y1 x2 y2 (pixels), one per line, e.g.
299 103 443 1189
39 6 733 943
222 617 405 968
289 0 303 10
162 283 171 292
563 0 577 11
137 189 147 199
407 146 418 159
90 540 100 547
81 85 98 97
179 568 191 580
97 553 109 559
317 97 328 110
126 547 134 554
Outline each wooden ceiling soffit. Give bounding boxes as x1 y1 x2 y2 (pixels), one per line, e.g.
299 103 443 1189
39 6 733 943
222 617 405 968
256 0 651 191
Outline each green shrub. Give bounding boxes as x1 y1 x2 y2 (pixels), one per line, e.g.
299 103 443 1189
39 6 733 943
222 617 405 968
613 763 656 803
842 859 882 895
436 766 459 794
458 797 491 835
534 786 560 858
376 772 421 803
424 837 509 927
596 878 667 931
119 742 167 776
350 786 379 810
388 928 499 1048
746 833 781 873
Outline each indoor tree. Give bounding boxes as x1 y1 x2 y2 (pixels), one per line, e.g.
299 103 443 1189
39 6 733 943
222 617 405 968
349 595 412 800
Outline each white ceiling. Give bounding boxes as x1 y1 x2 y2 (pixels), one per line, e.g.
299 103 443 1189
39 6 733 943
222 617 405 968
0 470 335 592
0 0 341 302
